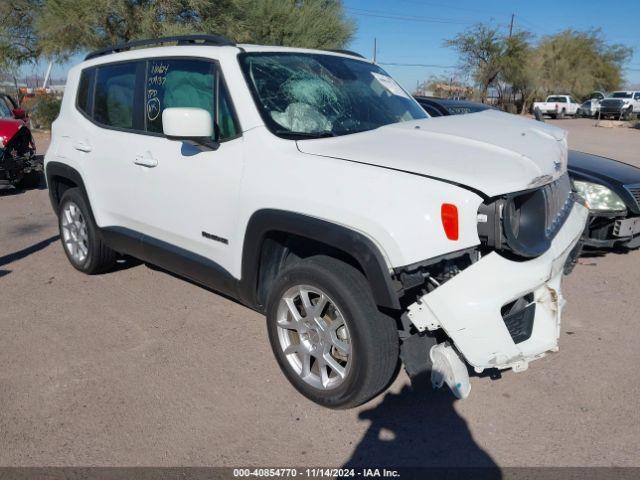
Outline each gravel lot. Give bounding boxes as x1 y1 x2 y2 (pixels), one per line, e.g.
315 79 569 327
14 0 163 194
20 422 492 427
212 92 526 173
1 119 639 468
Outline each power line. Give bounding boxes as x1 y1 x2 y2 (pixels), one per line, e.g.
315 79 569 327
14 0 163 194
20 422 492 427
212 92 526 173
394 0 509 18
378 62 457 68
345 7 475 26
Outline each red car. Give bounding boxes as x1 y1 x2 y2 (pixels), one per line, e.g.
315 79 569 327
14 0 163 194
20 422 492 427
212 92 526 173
1 93 30 128
0 95 41 188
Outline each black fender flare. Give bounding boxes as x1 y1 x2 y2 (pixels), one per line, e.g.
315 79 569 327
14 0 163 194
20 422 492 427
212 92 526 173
238 209 401 310
45 161 89 213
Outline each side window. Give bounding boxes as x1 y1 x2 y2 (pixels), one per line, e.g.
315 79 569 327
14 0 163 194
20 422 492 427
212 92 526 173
144 58 240 141
94 62 137 129
635 92 640 100
145 59 215 134
76 69 94 116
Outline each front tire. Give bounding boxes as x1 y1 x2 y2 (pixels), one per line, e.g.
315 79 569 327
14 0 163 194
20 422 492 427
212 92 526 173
266 256 399 409
58 188 117 274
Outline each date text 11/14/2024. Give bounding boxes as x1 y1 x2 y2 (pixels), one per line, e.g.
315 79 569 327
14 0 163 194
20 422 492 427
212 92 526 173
232 468 400 478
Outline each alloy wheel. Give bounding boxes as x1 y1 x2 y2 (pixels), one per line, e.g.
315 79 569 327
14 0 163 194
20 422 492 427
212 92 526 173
276 285 352 390
61 201 89 265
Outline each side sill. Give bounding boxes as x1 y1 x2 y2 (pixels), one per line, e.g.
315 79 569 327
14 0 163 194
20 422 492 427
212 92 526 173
100 226 244 306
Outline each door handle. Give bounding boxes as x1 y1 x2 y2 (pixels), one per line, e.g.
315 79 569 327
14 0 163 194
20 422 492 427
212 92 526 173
74 141 92 152
133 153 158 168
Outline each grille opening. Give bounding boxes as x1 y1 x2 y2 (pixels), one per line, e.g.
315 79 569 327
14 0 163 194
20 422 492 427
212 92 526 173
501 293 535 344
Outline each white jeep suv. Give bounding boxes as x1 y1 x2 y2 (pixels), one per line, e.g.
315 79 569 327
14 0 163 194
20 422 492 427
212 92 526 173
45 35 589 408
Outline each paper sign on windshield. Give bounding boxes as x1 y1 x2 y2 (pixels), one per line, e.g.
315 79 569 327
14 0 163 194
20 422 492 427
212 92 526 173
371 72 410 99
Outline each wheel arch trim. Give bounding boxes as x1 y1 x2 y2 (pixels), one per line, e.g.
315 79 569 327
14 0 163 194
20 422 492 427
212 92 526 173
45 161 88 212
238 209 401 310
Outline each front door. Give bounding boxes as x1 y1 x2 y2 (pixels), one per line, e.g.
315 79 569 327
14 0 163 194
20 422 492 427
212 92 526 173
133 57 244 284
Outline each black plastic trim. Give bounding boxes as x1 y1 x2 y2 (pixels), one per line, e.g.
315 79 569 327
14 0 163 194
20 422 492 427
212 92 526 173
45 162 89 212
101 226 240 300
43 170 400 311
238 209 401 310
393 247 479 275
85 34 236 60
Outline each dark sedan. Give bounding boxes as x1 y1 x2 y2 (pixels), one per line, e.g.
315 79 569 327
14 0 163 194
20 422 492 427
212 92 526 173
569 152 640 249
414 96 640 249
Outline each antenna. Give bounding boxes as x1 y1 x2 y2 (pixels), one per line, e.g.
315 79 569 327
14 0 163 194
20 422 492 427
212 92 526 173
373 38 377 64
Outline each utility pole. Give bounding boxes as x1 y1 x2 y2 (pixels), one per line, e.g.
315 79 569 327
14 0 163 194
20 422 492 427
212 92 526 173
373 37 377 64
509 13 514 38
42 61 53 89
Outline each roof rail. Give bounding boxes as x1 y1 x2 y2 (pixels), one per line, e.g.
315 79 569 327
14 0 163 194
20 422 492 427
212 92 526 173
327 49 366 59
85 34 236 61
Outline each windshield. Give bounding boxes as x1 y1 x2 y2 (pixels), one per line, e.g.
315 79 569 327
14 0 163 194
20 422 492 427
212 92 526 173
547 96 567 103
239 52 427 139
611 92 632 98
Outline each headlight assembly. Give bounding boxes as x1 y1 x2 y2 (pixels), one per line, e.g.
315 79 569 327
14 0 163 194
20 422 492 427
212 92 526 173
573 180 626 212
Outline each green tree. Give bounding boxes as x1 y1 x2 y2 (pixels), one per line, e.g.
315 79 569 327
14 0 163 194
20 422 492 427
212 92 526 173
33 0 354 59
444 24 504 102
500 31 541 113
536 29 631 98
446 23 633 111
207 0 355 49
0 0 41 66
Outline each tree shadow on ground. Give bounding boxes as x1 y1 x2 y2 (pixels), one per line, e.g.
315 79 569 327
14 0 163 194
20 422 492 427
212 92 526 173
0 235 60 267
343 373 501 479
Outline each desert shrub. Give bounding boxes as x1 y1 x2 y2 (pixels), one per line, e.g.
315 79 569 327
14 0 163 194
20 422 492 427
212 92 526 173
30 95 61 129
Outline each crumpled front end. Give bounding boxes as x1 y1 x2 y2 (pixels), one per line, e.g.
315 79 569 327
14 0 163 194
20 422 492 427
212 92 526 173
406 200 589 372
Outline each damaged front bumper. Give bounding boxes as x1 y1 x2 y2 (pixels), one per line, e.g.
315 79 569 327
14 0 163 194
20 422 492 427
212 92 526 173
583 211 640 250
407 201 589 373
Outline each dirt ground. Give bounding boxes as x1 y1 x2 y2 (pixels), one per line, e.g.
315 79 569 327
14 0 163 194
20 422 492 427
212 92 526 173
1 120 639 469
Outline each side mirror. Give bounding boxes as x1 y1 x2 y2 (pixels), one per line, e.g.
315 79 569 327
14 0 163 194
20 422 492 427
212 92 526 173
162 107 218 151
12 108 27 119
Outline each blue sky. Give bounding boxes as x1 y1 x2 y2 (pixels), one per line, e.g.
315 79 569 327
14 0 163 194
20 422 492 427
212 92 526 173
345 0 640 90
25 0 640 90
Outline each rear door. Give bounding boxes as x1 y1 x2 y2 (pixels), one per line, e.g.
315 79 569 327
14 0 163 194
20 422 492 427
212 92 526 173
79 60 149 238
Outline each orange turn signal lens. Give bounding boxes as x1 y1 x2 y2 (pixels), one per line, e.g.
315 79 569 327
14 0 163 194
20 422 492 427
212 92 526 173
441 203 459 241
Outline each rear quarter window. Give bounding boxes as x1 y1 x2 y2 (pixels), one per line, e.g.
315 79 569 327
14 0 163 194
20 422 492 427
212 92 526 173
94 63 138 129
76 69 94 116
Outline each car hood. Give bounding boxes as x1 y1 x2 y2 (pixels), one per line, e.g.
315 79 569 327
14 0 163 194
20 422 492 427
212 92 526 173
569 150 640 185
296 110 568 197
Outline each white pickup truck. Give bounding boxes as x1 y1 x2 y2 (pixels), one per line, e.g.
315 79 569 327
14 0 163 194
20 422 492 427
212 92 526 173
533 95 581 119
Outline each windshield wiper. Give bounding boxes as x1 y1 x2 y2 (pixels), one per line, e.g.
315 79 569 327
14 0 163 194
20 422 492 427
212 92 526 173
274 130 336 139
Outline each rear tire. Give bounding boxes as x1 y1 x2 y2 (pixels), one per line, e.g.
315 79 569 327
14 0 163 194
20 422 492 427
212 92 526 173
266 255 399 409
58 188 117 274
